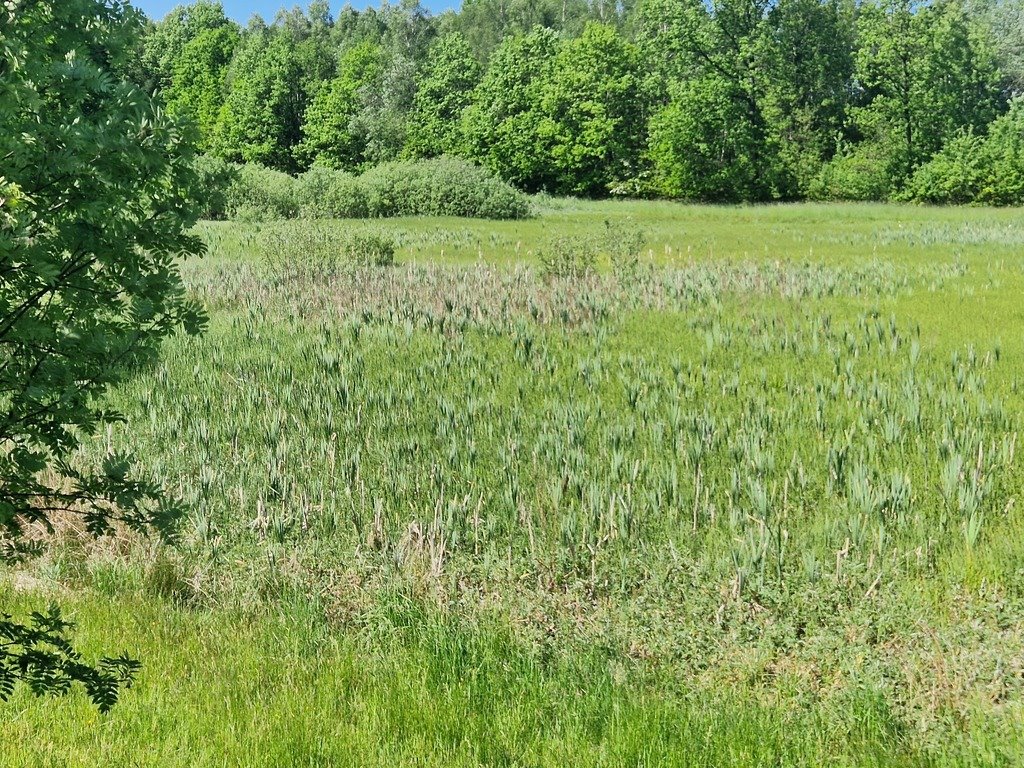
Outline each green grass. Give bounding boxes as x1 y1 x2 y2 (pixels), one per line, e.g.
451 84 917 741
197 198 1024 267
0 587 953 768
6 200 1024 765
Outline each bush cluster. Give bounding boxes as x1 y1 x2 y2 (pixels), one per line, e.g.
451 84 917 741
210 156 531 221
358 157 532 219
901 101 1024 206
228 164 300 221
808 144 894 202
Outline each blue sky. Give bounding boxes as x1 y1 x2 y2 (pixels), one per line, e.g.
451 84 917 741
132 0 456 23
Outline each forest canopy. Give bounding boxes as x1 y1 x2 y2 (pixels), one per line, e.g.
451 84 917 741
137 0 1024 204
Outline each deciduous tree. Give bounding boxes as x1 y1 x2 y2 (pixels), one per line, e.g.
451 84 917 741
0 0 205 709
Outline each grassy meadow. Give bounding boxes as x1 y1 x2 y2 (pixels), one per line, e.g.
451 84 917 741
5 199 1024 765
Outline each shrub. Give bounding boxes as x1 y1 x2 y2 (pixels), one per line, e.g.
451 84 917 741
903 101 1024 206
207 157 530 222
258 224 347 283
193 155 239 220
808 143 893 202
602 219 646 282
358 156 531 219
539 235 597 279
225 163 299 220
258 225 397 284
296 165 368 219
344 232 397 267
900 131 986 204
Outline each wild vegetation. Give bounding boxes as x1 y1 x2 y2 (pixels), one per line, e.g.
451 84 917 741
137 0 1024 205
202 156 531 220
5 200 1024 764
6 0 1024 765
0 0 202 710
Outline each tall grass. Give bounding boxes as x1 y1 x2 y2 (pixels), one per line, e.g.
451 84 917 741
6 202 1024 764
0 586 994 768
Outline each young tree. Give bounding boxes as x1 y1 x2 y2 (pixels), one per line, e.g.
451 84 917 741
298 42 384 170
1 0 205 709
303 2 339 86
275 1 338 92
538 23 643 195
463 26 559 191
629 0 703 101
406 32 482 158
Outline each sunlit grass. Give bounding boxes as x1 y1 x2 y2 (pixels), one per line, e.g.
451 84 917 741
6 201 1024 765
0 585 973 768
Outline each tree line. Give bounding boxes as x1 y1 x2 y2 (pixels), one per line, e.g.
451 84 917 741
136 0 1024 203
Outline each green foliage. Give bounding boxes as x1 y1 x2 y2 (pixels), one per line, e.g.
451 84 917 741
762 0 856 194
297 42 383 171
351 1 433 168
809 142 894 201
904 100 1024 205
974 0 1024 92
217 158 529 220
647 77 766 202
853 0 1002 189
213 28 304 171
538 24 642 196
134 0 1015 205
456 0 592 60
638 0 818 201
0 0 205 709
901 131 988 204
345 232 398 267
539 216 646 278
976 99 1024 204
295 165 368 218
463 27 558 192
628 0 699 92
225 164 299 220
405 33 481 158
193 154 240 219
538 235 599 279
138 0 234 94
355 157 531 218
0 606 140 714
258 224 396 286
166 24 240 150
602 218 647 280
